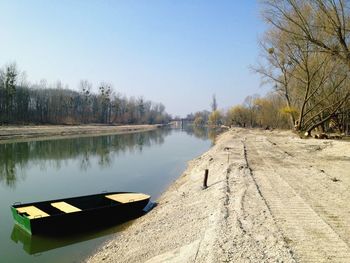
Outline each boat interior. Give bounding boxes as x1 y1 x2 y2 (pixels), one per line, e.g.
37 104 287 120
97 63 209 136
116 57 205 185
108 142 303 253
15 193 150 219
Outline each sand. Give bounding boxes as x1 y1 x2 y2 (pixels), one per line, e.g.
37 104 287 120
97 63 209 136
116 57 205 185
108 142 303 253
0 124 161 143
86 128 350 263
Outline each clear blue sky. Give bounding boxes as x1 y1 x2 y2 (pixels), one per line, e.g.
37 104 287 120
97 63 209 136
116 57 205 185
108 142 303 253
0 0 267 117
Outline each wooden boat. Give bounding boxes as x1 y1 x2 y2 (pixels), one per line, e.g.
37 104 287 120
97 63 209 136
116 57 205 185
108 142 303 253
11 192 150 235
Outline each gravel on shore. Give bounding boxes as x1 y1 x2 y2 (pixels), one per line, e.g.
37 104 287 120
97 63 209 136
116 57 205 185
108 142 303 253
86 128 350 262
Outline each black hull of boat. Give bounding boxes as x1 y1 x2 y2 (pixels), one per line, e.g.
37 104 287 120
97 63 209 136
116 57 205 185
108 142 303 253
32 200 147 235
11 192 150 235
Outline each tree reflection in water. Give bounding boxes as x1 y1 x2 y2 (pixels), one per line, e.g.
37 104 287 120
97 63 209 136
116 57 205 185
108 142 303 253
181 124 223 145
0 128 171 188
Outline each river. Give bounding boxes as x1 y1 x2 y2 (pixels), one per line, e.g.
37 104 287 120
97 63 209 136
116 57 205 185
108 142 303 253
0 126 216 263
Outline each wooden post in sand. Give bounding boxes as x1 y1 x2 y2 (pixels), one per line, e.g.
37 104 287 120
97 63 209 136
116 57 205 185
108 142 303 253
203 169 209 189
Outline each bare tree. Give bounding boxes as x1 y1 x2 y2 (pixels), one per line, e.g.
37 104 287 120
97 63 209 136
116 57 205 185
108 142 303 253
253 29 297 126
0 63 18 122
262 0 350 68
259 0 350 134
79 80 92 123
211 94 218 112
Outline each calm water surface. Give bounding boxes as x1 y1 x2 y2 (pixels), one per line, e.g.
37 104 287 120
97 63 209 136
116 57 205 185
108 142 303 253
0 127 215 263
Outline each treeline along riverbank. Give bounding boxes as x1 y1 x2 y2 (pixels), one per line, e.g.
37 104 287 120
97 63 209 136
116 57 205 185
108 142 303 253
0 63 171 125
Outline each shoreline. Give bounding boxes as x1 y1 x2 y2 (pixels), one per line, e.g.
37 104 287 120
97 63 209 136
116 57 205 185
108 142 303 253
86 128 350 262
0 124 164 144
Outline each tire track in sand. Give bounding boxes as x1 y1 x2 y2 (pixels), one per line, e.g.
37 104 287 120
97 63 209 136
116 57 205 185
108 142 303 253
211 141 295 262
244 137 350 263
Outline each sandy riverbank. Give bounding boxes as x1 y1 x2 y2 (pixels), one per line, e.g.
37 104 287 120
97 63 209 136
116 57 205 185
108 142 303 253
0 124 162 143
86 128 350 263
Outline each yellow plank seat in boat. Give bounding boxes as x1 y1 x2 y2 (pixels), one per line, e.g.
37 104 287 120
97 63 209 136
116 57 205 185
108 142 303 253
105 193 150 204
16 206 50 219
51 202 82 213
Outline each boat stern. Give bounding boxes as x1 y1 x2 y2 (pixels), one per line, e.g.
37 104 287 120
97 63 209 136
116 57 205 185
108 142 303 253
11 206 32 235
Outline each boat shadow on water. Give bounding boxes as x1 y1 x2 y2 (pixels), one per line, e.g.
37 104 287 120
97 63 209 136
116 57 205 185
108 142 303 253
11 201 157 255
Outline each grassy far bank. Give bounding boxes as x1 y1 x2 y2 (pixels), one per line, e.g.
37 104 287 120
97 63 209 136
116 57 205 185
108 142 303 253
0 124 165 144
